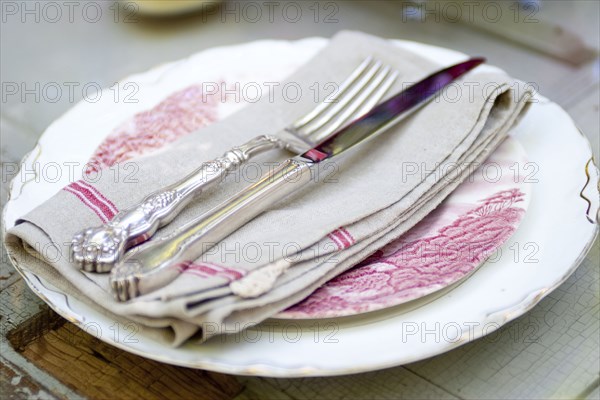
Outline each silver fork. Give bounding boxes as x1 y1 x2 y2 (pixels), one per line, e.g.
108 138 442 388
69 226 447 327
71 57 399 273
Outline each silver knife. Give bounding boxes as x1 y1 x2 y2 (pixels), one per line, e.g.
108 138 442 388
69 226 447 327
110 58 485 301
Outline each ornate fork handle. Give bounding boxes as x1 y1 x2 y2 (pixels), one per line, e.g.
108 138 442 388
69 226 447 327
110 157 315 301
71 135 284 272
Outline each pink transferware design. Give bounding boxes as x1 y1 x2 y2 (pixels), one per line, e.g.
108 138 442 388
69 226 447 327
85 82 531 320
85 85 220 175
280 187 527 319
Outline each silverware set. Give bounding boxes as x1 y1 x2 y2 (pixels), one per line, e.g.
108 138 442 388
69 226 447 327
70 57 484 301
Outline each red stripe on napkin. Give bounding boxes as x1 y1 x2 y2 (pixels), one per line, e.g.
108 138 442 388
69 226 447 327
177 261 245 282
76 181 118 216
63 181 118 222
339 227 355 245
327 233 343 250
63 186 109 223
328 227 355 250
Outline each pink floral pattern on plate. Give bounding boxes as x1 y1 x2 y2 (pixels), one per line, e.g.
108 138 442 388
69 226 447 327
280 188 526 319
85 84 219 175
279 139 531 319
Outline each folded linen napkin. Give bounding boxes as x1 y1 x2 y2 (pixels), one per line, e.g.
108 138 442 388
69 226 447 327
5 31 532 345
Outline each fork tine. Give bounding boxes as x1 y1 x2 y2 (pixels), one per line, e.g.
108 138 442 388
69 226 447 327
346 69 399 125
310 66 392 140
298 60 384 136
307 66 398 143
290 56 375 131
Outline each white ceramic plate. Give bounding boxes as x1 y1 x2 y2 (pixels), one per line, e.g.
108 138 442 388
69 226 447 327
4 38 598 377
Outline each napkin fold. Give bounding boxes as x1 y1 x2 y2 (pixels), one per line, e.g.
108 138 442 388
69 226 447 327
5 31 532 345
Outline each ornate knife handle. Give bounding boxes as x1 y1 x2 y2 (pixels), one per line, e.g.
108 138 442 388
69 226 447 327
110 157 315 301
71 135 284 273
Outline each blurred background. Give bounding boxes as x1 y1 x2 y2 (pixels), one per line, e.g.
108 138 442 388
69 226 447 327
1 0 599 160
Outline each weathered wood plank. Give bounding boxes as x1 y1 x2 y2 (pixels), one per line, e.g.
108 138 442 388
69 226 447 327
566 83 600 161
405 239 599 400
6 307 64 351
15 320 243 400
0 358 55 400
235 368 459 400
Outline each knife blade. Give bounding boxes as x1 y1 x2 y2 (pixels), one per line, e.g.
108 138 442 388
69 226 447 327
303 57 485 162
110 58 485 301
